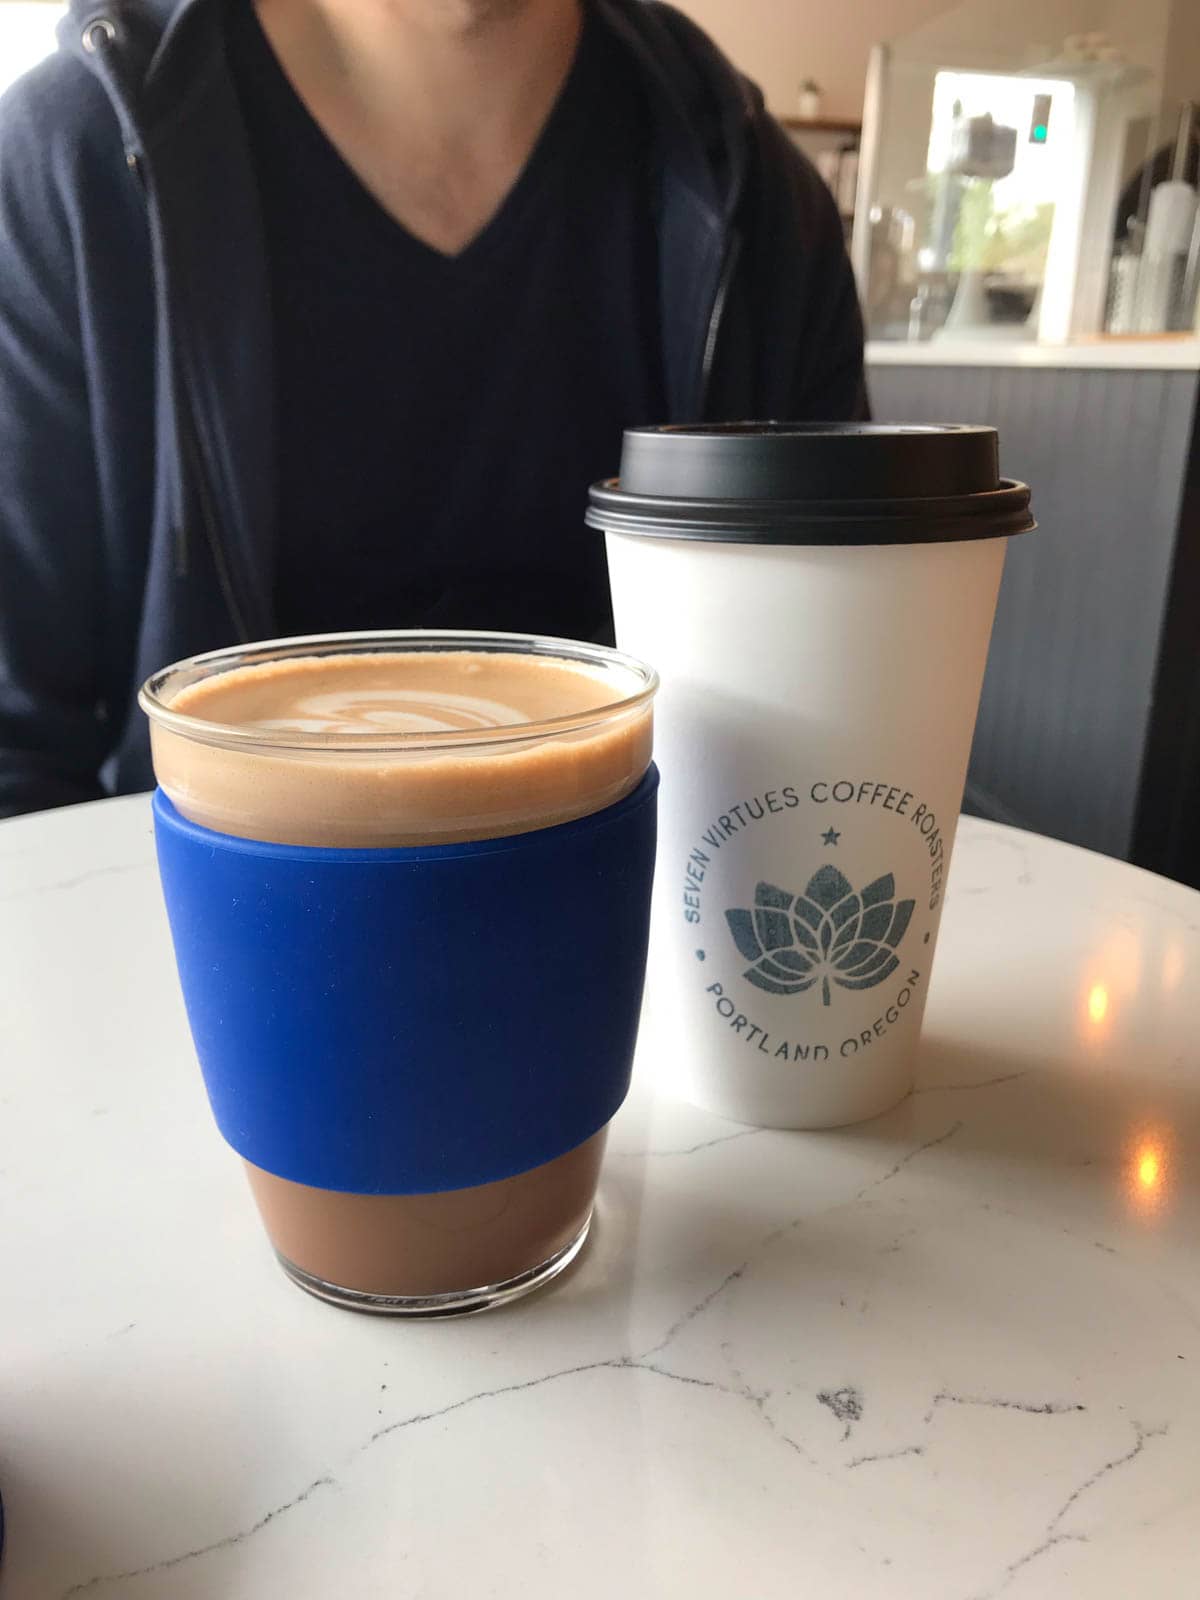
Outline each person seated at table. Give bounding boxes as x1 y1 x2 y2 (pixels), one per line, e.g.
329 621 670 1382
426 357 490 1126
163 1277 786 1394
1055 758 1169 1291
0 0 867 818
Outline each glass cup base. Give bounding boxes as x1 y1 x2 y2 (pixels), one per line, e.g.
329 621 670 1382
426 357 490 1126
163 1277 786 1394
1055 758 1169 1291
274 1212 592 1318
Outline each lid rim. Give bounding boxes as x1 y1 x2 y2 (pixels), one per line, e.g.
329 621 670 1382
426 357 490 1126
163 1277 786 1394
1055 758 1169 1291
586 477 1035 546
138 629 659 754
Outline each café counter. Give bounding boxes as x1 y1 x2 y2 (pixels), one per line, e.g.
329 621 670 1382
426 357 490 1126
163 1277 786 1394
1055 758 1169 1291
867 337 1200 890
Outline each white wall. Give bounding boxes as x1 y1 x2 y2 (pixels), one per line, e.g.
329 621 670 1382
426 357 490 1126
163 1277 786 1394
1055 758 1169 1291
668 0 960 120
1160 0 1200 149
670 0 1178 121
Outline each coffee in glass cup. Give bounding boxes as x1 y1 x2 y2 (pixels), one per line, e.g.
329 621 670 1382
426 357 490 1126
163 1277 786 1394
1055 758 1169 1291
141 631 658 1315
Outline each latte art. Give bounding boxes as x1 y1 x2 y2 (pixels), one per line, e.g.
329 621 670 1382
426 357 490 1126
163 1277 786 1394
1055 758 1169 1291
253 686 538 735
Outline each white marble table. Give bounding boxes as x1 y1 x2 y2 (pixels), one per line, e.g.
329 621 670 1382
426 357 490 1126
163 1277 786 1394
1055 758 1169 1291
2 796 1199 1599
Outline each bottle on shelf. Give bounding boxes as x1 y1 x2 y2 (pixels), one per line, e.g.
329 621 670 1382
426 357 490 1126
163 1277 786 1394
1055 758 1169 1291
1134 102 1197 333
798 78 821 121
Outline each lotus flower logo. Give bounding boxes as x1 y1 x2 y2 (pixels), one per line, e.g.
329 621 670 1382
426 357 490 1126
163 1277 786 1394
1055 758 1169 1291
725 867 915 1005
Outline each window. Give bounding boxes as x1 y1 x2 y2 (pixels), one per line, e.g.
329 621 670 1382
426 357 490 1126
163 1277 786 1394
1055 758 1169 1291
0 3 67 98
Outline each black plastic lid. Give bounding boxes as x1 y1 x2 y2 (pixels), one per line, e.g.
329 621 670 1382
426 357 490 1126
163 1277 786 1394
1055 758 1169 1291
586 422 1035 545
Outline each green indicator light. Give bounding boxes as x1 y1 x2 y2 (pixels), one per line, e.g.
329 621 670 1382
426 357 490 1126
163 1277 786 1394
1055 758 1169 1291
1033 123 1048 141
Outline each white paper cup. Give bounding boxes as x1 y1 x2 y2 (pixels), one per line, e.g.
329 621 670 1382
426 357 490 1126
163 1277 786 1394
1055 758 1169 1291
588 424 1034 1129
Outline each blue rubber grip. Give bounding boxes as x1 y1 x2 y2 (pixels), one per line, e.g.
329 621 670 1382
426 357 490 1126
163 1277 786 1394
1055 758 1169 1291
152 767 658 1195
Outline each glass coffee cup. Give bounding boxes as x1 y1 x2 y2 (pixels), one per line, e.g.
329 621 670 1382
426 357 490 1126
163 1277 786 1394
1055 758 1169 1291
141 630 658 1315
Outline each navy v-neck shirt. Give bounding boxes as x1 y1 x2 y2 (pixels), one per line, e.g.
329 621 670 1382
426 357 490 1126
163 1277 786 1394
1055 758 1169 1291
227 1 664 643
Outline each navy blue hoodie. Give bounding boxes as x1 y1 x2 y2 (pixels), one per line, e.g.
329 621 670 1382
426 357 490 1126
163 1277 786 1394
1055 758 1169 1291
0 0 866 816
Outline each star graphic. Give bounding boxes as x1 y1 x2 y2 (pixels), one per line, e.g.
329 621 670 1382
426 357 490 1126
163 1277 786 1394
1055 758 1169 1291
821 826 841 846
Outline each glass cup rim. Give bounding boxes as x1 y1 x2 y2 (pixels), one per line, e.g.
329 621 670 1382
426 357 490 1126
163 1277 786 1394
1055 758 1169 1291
138 629 659 755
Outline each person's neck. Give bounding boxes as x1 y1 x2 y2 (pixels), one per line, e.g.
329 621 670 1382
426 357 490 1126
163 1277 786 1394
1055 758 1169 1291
308 0 582 139
255 0 584 254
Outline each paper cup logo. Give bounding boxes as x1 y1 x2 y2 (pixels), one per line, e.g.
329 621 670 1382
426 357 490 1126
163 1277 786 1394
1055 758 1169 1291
725 868 915 1006
681 778 949 1070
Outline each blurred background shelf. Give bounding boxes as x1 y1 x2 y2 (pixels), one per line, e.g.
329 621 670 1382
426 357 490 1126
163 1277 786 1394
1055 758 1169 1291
779 116 863 135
